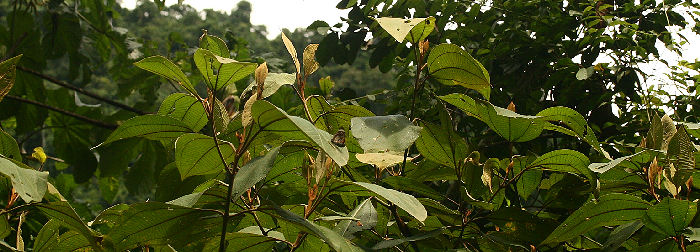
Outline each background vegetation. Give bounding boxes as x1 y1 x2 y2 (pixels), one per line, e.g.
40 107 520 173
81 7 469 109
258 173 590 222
0 0 699 251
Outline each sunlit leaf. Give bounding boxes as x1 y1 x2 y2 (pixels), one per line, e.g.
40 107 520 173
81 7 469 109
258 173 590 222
242 73 296 99
252 100 348 166
199 33 229 57
134 56 196 94
354 182 427 223
193 48 257 91
158 93 208 133
175 133 235 179
537 106 607 158
281 32 300 74
428 44 490 99
528 149 593 182
0 129 21 161
440 94 544 142
415 110 468 169
99 115 192 146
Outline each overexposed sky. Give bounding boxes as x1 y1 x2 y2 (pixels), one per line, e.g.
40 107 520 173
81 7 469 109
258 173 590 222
120 0 349 39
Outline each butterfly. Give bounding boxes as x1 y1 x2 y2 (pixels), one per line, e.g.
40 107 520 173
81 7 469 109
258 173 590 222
331 127 346 147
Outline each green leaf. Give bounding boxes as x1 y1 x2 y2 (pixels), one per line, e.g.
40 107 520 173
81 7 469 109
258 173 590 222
537 106 607 158
212 97 230 133
100 115 192 146
267 204 363 252
371 228 444 250
541 193 651 244
0 157 48 202
0 129 21 161
647 113 664 150
34 202 101 249
318 76 335 96
528 149 593 182
487 207 557 245
643 198 697 236
667 125 696 182
158 93 208 132
199 33 229 57
428 44 491 99
350 115 421 153
354 182 427 223
194 48 257 91
232 146 280 198
0 54 21 102
440 94 544 142
601 221 644 252
0 214 9 239
100 202 221 251
242 73 296 99
308 95 374 132
334 198 377 238
680 122 700 139
407 17 436 43
33 219 93 252
375 17 431 43
175 133 235 179
33 219 61 252
205 232 281 251
512 156 541 200
134 56 196 95
252 100 348 166
415 115 468 169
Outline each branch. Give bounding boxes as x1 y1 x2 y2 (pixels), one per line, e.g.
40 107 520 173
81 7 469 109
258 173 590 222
17 66 147 115
5 95 118 130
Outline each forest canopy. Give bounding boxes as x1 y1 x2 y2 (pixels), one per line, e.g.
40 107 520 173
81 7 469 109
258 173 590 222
0 0 699 251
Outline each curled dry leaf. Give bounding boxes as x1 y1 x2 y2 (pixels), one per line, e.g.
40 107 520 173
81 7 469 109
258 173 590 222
241 93 258 127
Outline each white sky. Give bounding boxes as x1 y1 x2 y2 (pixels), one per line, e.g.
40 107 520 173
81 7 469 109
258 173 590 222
120 0 349 39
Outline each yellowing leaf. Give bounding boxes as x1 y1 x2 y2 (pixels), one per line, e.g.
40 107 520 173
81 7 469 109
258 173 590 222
281 32 300 74
32 147 47 164
303 44 320 77
355 152 408 170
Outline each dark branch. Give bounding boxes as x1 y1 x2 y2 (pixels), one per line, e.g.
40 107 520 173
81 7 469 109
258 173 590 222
5 95 118 130
17 66 148 115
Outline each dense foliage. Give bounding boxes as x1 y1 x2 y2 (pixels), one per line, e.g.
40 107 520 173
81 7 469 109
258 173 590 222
1 0 700 251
